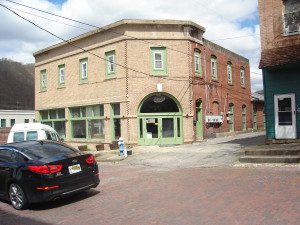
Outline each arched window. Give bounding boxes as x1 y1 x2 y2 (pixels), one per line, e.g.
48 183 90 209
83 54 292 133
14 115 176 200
227 61 233 84
140 94 180 113
194 49 202 76
211 55 217 80
240 67 245 86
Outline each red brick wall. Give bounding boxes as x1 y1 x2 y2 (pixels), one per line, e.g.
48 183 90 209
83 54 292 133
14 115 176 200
0 127 10 144
191 40 252 138
255 101 265 130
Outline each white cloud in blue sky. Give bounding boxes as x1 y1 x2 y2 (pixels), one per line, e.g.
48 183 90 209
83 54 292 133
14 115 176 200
0 0 263 91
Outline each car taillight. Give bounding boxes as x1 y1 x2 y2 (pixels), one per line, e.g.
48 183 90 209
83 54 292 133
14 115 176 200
85 155 96 164
28 165 62 174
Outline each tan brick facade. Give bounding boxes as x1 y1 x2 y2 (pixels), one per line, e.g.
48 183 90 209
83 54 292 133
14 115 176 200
34 20 251 148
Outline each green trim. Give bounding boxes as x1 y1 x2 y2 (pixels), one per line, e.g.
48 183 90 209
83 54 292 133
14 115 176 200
110 103 121 141
79 58 88 83
194 50 202 77
105 50 116 78
229 104 234 132
242 105 246 131
57 64 65 88
150 47 167 76
196 100 203 138
40 69 47 92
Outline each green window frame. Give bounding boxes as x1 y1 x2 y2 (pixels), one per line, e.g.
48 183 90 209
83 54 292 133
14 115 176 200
110 103 121 141
227 62 233 84
211 56 217 80
40 69 47 91
70 105 105 140
194 49 202 76
240 67 245 87
40 108 66 139
105 50 116 78
150 47 167 75
242 105 246 131
79 58 88 83
58 64 65 87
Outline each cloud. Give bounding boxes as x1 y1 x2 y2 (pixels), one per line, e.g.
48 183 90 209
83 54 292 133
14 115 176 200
0 0 262 91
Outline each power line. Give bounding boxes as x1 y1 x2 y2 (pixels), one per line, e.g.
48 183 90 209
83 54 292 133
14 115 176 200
210 34 260 41
4 0 258 71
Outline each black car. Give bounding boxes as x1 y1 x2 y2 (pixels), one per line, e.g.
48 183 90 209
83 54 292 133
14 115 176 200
0 141 100 210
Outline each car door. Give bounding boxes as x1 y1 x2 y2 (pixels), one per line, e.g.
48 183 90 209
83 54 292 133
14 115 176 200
0 148 14 195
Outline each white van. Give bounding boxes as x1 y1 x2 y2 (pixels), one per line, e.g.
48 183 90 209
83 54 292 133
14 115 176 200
7 123 62 143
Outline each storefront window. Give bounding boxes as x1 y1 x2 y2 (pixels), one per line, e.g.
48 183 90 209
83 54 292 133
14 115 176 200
40 108 66 138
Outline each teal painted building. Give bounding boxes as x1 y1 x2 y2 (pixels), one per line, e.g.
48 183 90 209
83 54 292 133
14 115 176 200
258 0 300 141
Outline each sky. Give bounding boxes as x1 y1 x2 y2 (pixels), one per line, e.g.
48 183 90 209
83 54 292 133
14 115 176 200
0 0 263 91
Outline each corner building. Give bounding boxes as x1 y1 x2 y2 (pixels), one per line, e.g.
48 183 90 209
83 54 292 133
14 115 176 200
34 20 251 149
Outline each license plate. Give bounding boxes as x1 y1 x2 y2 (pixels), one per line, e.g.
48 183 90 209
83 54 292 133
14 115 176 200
68 164 81 174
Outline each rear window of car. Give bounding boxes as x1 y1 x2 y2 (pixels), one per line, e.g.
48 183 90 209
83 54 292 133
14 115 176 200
13 132 25 142
21 142 79 160
26 131 38 141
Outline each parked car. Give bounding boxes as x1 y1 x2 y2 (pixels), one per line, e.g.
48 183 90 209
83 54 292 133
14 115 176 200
0 141 100 209
7 123 62 143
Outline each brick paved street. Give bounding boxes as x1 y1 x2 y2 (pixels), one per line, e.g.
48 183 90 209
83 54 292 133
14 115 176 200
1 164 299 225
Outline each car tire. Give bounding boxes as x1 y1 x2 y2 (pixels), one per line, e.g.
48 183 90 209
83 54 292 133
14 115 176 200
9 183 28 210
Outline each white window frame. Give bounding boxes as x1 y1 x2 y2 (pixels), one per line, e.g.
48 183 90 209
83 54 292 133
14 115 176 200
153 51 163 70
41 71 47 89
81 61 88 79
211 57 217 80
107 54 115 74
240 68 245 86
59 66 65 84
227 63 232 83
194 51 201 75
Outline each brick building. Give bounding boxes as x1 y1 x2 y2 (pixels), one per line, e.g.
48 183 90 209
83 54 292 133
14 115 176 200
34 19 251 148
251 91 265 131
258 0 300 141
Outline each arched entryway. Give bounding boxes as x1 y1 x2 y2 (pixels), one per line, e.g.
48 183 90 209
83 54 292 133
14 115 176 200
138 93 183 145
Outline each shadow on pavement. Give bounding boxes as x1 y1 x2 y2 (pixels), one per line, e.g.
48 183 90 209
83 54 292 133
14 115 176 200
29 189 100 211
0 208 53 225
221 134 266 147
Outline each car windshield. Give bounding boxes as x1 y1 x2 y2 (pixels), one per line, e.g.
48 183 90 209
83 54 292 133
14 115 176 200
19 142 79 160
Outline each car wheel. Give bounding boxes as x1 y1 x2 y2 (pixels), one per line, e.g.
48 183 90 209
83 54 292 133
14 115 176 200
9 183 28 210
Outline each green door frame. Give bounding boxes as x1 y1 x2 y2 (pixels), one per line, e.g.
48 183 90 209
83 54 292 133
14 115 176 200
242 105 246 131
137 93 183 146
229 104 234 132
196 100 203 138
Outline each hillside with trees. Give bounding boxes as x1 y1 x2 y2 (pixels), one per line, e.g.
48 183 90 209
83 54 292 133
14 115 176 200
0 58 34 110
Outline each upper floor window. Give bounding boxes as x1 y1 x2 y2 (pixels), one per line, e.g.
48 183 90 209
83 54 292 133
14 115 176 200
106 50 116 77
283 0 300 35
240 67 245 87
227 62 233 84
1 119 6 127
58 64 65 87
211 55 217 80
40 69 47 91
150 47 167 75
194 49 202 76
80 58 88 82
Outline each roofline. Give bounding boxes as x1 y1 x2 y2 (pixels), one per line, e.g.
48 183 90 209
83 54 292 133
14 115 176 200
33 19 206 56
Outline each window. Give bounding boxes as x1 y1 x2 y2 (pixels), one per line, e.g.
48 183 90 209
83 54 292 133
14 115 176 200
194 49 202 76
0 149 13 163
70 105 105 139
1 119 6 127
39 108 66 138
24 119 29 123
211 56 217 80
80 58 88 82
111 103 121 141
283 0 300 35
27 131 38 141
58 64 65 86
10 119 15 127
242 105 247 131
227 62 233 84
105 51 116 77
240 67 245 86
150 47 167 75
13 132 24 142
40 69 47 91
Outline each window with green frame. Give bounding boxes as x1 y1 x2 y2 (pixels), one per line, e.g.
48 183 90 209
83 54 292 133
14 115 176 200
40 69 47 91
70 105 105 139
40 108 66 138
1 119 6 127
79 58 88 83
58 64 65 87
240 67 245 87
194 49 202 76
110 103 121 141
150 47 167 75
105 50 116 78
211 56 217 80
227 61 233 84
